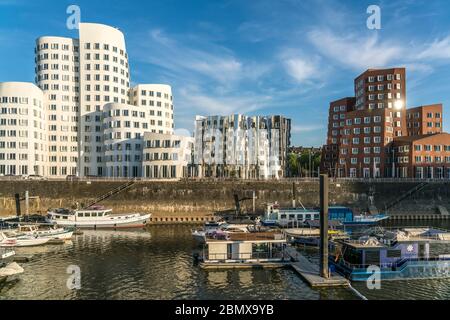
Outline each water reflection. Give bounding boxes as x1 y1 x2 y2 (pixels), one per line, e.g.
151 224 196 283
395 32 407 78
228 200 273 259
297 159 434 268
0 223 448 300
207 271 228 288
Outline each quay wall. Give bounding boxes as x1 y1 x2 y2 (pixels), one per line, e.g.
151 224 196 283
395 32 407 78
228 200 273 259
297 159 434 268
0 180 449 217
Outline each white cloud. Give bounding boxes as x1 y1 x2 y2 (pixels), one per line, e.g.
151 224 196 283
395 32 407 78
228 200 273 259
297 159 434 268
284 58 319 83
417 36 450 60
138 29 243 85
279 48 324 84
307 29 403 70
177 87 273 116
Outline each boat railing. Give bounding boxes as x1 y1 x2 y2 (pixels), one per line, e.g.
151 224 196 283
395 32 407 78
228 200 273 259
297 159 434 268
205 251 285 261
338 256 450 271
205 232 286 242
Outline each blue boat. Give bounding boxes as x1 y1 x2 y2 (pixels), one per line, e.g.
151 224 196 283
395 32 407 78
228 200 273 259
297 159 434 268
330 227 450 281
262 203 387 227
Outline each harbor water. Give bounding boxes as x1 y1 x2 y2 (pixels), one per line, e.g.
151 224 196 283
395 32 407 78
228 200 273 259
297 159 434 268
1 220 449 300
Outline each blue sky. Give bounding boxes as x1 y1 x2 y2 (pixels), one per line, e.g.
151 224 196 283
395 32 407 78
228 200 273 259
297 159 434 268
0 0 449 146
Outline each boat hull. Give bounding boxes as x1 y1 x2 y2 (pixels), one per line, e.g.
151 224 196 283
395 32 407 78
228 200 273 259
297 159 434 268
47 214 151 229
331 259 450 281
0 238 50 247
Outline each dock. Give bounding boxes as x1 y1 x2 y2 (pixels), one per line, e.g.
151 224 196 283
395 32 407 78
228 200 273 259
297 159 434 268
286 246 349 288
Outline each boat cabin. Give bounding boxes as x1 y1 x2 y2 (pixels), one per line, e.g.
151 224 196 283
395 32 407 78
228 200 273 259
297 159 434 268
264 203 353 226
201 232 287 265
48 207 113 221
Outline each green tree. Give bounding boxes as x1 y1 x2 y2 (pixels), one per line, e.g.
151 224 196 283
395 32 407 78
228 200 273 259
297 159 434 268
288 153 300 177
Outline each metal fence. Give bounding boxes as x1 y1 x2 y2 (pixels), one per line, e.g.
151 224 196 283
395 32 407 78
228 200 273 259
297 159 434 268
1 176 449 183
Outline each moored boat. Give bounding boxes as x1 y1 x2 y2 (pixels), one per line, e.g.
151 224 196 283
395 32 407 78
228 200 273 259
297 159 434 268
0 232 51 247
13 225 74 240
46 206 151 229
262 203 387 227
330 227 450 281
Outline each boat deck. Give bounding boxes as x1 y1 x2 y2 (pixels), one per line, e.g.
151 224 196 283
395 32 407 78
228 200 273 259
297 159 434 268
286 246 350 288
205 232 286 242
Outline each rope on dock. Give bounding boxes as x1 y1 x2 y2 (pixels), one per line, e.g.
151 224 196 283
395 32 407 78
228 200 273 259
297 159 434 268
348 284 368 300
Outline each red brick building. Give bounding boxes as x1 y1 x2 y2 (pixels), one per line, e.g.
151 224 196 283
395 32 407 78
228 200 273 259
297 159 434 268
406 104 443 136
391 133 450 178
321 67 450 179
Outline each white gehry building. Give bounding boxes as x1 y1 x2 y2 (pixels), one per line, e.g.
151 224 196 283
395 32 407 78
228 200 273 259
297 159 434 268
194 114 291 179
0 22 176 178
0 82 48 176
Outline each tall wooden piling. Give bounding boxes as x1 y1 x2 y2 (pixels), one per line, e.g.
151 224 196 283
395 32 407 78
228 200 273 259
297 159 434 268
319 174 329 279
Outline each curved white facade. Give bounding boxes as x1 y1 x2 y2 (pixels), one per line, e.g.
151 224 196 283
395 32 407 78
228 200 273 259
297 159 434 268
103 103 147 178
78 23 131 177
4 21 180 179
130 84 174 135
35 36 80 176
0 82 47 176
143 132 193 179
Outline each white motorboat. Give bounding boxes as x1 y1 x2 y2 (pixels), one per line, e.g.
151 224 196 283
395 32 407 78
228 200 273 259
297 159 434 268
14 225 74 240
46 206 151 229
0 232 50 247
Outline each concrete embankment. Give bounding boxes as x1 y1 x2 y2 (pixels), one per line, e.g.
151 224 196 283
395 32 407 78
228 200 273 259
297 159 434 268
0 180 449 219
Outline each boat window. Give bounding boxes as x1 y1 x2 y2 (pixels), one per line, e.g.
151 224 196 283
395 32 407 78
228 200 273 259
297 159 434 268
91 212 98 217
78 212 84 217
280 214 287 219
98 212 103 217
85 212 91 217
297 215 303 220
56 215 61 219
289 214 295 220
387 250 402 258
314 214 319 219
364 250 380 266
62 216 68 220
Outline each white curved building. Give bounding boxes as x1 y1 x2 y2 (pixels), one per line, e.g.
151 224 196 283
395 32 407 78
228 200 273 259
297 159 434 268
130 84 174 135
78 23 131 177
103 103 147 178
35 36 79 177
0 82 48 176
4 21 181 179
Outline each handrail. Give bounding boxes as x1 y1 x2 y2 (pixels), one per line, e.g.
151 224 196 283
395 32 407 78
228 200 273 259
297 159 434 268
338 256 450 270
205 251 285 261
83 179 136 209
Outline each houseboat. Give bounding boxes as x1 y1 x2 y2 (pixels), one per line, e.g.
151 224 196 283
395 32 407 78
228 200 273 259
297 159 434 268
262 203 388 227
330 227 450 281
198 231 289 268
46 206 151 229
